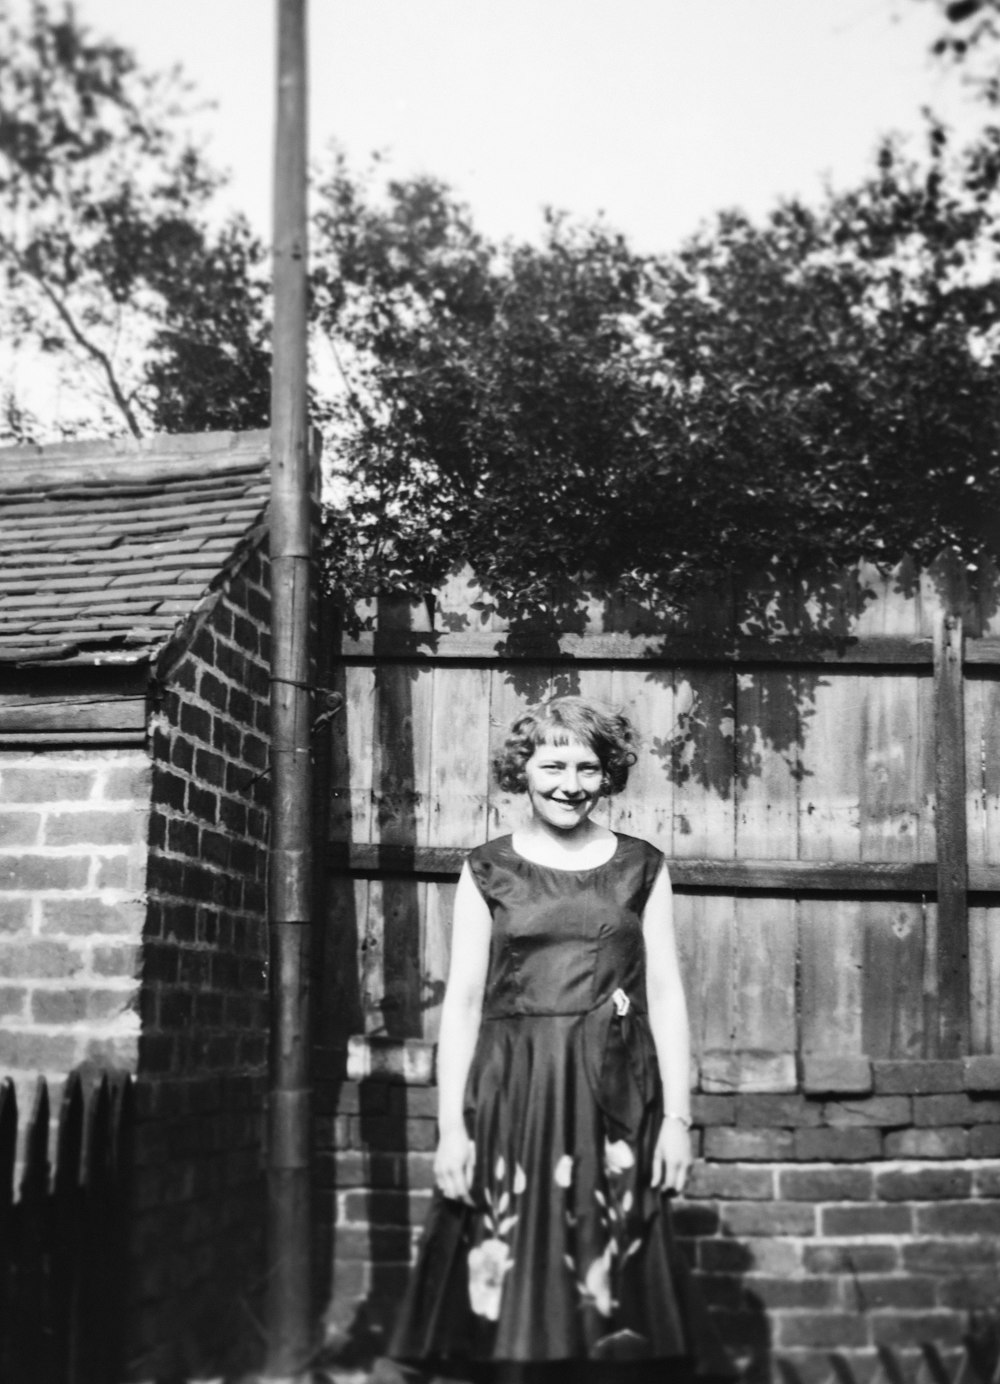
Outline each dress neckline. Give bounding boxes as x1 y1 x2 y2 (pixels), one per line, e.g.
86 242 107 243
507 831 621 874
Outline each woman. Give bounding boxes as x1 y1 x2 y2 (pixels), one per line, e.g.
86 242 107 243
383 696 733 1384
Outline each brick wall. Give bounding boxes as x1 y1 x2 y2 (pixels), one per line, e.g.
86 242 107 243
132 536 272 1380
0 748 150 1120
321 1059 1000 1378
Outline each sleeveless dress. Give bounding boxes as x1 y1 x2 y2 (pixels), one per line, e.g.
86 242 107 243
387 832 733 1380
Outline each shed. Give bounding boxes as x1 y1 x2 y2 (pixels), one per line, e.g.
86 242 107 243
0 429 280 1378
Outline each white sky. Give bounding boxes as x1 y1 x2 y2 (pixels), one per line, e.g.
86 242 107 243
70 0 980 253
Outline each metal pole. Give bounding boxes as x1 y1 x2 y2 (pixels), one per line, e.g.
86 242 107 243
265 0 313 1377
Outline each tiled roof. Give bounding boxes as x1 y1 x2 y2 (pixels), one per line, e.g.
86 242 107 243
0 430 270 668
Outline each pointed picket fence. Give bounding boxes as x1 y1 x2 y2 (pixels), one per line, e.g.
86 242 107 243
0 1070 133 1384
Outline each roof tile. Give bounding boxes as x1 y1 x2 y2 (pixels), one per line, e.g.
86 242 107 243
0 430 273 667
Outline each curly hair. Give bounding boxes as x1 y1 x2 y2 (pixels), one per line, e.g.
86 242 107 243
493 696 638 796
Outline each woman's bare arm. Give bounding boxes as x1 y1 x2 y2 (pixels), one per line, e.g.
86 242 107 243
642 862 693 1193
434 861 492 1199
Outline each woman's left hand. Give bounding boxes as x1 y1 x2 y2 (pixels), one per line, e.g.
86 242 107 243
650 1116 691 1195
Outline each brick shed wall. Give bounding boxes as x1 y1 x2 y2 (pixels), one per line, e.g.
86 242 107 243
0 748 150 1118
132 536 272 1380
321 1060 1000 1379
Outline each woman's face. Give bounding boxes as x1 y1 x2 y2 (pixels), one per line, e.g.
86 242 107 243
523 735 604 832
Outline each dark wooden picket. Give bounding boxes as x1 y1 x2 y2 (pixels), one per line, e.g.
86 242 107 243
0 1071 133 1384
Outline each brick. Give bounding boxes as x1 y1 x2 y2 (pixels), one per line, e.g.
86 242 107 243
0 811 41 846
794 1128 882 1161
700 1237 802 1276
901 1238 1000 1272
720 1200 816 1236
39 897 140 936
672 1204 721 1237
777 1166 874 1201
913 1093 1000 1126
199 670 229 713
0 854 89 891
101 762 151 800
0 986 28 1019
884 1127 969 1159
873 1060 964 1095
0 766 95 802
964 1056 1000 1092
736 1093 820 1127
875 1166 973 1201
167 818 200 856
95 855 139 891
229 688 253 726
801 1054 873 1095
170 737 195 773
179 703 212 742
45 809 137 848
916 1201 1000 1234
154 770 187 812
804 1243 899 1274
820 1204 913 1236
187 784 218 824
195 748 227 788
703 1128 795 1161
31 987 132 1023
778 1352 880 1384
776 1312 870 1349
822 1096 911 1127
872 1312 964 1348
974 1164 1000 1196
742 1276 839 1309
0 1030 78 1069
938 1273 1000 1310
848 1276 940 1310
686 1164 774 1200
690 1094 736 1126
971 1126 1000 1157
0 898 32 932
0 938 85 979
93 942 140 977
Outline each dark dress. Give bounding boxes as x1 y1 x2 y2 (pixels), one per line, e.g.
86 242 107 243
387 832 733 1382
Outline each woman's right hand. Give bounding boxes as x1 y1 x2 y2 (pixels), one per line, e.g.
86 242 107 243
434 1127 476 1203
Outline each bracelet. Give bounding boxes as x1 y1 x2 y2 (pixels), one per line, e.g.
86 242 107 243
664 1110 693 1131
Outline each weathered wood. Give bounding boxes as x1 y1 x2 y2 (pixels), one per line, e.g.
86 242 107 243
862 901 928 1058
798 674 866 861
324 844 947 892
340 629 938 665
800 899 865 1056
969 906 1000 1054
670 669 735 858
859 672 934 864
934 612 970 1056
736 670 800 860
426 665 491 848
0 696 146 733
608 666 675 845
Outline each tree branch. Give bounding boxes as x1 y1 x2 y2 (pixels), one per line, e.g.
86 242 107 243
0 234 144 437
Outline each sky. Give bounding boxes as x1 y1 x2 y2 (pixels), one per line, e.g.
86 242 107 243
69 0 982 254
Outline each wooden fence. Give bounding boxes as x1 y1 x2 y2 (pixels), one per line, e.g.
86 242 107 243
0 1071 133 1384
320 560 1000 1088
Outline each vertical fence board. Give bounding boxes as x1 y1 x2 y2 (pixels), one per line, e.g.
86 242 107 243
935 613 970 1056
800 900 865 1055
859 673 934 863
798 674 864 861
427 666 491 848
608 668 675 847
861 901 929 1058
730 896 798 1090
422 879 456 1043
675 894 737 1090
969 906 1000 1055
736 670 800 860
330 664 376 843
670 669 735 859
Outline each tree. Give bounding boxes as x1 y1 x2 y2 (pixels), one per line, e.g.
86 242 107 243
0 0 270 440
311 124 1000 624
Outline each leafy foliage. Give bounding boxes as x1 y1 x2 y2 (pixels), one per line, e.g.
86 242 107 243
312 122 1000 621
0 0 270 439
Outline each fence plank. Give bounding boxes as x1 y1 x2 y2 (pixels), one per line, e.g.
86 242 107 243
798 674 865 861
861 901 929 1058
800 900 865 1056
859 672 935 863
670 669 735 859
608 667 675 846
969 906 1000 1055
329 664 376 843
736 670 800 860
426 665 491 848
675 894 736 1089
935 613 970 1056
